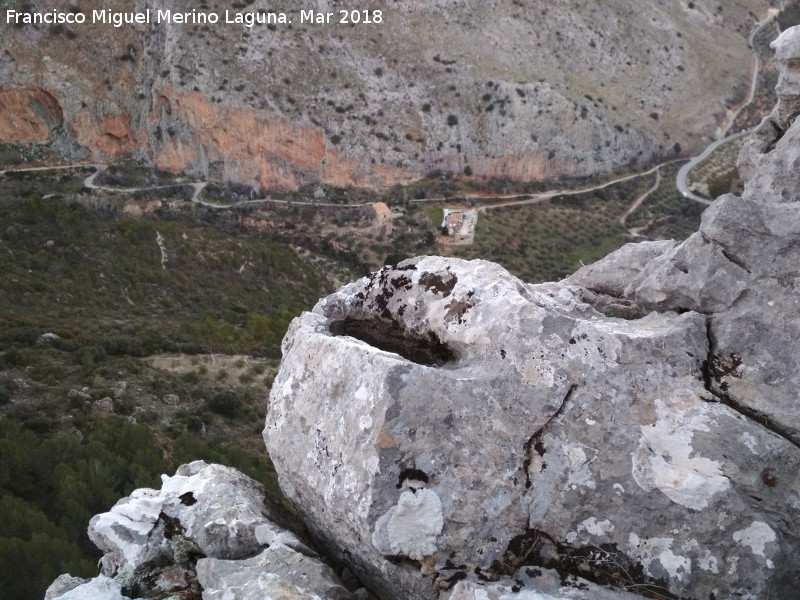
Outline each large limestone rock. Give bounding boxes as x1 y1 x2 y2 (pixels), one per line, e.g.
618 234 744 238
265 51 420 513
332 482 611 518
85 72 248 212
265 256 800 600
265 27 800 600
48 461 353 600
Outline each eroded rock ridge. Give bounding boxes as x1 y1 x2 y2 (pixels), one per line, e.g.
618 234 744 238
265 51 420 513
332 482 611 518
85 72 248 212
45 461 355 600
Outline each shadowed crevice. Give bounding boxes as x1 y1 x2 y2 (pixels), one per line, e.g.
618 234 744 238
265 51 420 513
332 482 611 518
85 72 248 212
329 317 455 367
702 318 800 450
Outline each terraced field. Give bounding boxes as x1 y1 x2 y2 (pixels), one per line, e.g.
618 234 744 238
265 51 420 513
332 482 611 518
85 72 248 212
686 135 750 199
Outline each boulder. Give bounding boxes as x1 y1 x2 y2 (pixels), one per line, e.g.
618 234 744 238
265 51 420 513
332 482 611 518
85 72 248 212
44 575 129 600
44 575 91 600
50 461 351 600
197 544 353 600
443 567 650 600
265 257 800 600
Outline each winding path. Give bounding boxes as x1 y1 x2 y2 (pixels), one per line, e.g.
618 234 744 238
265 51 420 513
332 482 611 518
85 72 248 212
675 14 776 202
620 166 662 225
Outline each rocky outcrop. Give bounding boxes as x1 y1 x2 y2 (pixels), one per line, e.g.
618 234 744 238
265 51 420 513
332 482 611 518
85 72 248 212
737 26 800 204
265 256 800 600
571 25 800 448
45 461 355 600
265 26 800 600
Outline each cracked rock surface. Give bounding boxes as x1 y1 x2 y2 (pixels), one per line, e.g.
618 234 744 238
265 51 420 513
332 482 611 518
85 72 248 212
571 27 800 449
45 461 354 600
266 26 800 600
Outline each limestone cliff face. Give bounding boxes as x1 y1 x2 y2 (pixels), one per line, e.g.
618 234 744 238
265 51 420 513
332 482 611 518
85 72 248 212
1 0 775 189
150 87 414 190
0 88 63 142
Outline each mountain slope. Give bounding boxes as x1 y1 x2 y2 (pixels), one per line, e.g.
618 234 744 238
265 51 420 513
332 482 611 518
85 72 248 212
0 0 778 190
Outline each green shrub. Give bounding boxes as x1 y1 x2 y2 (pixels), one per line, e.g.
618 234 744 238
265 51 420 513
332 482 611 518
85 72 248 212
0 379 12 406
206 390 242 418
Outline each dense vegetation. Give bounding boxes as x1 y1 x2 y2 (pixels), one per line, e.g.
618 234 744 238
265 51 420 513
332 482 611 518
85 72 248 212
1 194 326 360
627 164 707 241
0 172 334 599
448 175 661 283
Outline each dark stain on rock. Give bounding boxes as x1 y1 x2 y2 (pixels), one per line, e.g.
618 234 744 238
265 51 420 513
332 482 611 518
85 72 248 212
522 384 577 487
707 353 742 392
397 468 429 489
157 511 185 540
497 529 683 599
533 440 546 457
442 570 467 588
761 470 777 488
391 274 413 290
444 297 473 324
419 270 458 296
179 491 197 506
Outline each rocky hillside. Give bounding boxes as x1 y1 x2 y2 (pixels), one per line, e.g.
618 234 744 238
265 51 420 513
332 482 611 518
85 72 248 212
46 24 800 600
0 0 779 190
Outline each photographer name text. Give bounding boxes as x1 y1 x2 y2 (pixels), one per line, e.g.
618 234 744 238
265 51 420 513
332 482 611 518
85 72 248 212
5 8 384 28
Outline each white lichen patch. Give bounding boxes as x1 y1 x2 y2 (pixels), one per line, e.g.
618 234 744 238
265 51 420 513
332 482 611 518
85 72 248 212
698 549 720 574
740 432 759 455
520 355 555 387
733 521 776 567
564 445 587 469
628 533 691 582
631 398 730 510
372 488 444 560
566 517 615 544
564 444 597 489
